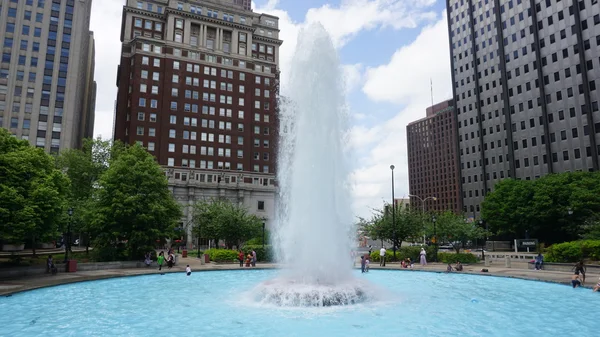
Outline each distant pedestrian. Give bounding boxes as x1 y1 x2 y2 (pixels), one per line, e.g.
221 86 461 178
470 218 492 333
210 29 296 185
186 265 191 276
144 252 152 267
573 261 586 284
572 272 582 288
368 245 373 256
238 250 244 267
157 251 165 273
251 250 257 267
420 248 427 266
379 246 386 267
360 256 366 273
167 252 175 269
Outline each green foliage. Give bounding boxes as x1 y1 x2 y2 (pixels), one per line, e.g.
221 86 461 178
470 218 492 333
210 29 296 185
204 248 239 262
192 199 262 249
0 129 69 243
56 138 117 237
369 246 435 263
90 144 182 260
482 172 600 244
359 203 423 249
241 245 273 262
426 211 485 253
437 252 479 264
545 240 600 262
245 229 271 246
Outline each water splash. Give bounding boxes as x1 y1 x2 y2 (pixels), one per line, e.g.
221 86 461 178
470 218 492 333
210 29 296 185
254 23 366 307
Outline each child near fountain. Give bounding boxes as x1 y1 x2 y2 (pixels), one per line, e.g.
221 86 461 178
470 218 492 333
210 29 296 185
365 256 370 272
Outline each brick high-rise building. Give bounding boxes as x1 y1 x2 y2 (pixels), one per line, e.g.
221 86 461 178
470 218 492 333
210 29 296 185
407 99 462 213
0 0 96 153
113 0 282 245
446 0 600 217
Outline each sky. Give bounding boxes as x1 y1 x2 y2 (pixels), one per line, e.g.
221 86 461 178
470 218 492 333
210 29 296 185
89 0 454 219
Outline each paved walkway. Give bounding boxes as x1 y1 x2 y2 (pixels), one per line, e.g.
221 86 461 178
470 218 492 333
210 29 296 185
1 257 598 296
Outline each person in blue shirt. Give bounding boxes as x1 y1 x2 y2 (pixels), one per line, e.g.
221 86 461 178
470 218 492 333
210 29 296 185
534 253 544 270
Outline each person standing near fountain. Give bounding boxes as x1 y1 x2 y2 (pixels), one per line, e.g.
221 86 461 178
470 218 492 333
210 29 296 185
251 250 257 267
420 248 427 266
157 251 165 272
379 246 387 267
360 256 366 273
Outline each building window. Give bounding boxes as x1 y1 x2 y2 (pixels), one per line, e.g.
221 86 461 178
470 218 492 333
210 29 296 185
168 158 175 166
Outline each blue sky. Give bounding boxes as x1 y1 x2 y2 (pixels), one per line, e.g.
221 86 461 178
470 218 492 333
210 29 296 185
90 0 453 218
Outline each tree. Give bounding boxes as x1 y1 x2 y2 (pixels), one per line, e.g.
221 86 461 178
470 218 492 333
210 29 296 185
192 199 262 249
56 138 119 252
482 172 600 244
429 211 485 253
481 178 535 239
360 204 423 251
0 129 69 253
89 144 181 259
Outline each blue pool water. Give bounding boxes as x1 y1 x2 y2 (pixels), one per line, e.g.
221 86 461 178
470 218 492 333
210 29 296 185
1 269 598 336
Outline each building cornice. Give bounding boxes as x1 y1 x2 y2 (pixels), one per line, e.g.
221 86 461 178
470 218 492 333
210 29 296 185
252 34 283 46
165 8 255 32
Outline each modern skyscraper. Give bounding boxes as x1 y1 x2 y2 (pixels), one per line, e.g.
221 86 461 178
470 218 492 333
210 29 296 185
446 0 600 217
0 0 96 153
113 0 282 244
407 99 462 213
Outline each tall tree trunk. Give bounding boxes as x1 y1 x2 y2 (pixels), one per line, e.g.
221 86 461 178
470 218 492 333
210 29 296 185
31 234 37 258
85 233 89 255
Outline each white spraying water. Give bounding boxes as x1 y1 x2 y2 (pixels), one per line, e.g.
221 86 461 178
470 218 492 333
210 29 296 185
252 24 372 307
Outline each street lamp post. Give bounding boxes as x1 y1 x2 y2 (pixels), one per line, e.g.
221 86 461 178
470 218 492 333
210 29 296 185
262 219 266 249
390 165 396 259
408 194 437 245
65 207 73 263
479 219 485 261
432 215 437 262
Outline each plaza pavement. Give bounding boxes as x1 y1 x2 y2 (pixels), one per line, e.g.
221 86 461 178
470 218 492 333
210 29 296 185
1 256 598 296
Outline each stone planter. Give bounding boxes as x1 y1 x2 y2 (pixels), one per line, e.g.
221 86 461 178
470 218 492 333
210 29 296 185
2 243 25 252
39 243 55 249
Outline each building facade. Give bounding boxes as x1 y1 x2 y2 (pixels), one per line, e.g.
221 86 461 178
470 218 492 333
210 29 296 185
0 0 96 152
113 0 282 245
407 99 462 213
446 0 600 217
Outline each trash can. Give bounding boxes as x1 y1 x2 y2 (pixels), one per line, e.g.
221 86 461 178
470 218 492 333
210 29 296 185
182 250 188 258
204 254 210 264
66 260 77 272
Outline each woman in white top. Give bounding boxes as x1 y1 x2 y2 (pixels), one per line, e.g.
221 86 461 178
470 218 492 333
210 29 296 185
420 248 427 266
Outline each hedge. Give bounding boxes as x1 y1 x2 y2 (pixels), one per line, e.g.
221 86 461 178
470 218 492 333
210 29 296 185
437 252 479 264
368 246 436 263
204 249 239 263
204 246 274 263
545 240 600 263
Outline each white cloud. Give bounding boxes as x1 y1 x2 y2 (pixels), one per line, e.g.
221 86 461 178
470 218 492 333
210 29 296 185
341 63 364 94
351 14 453 217
254 0 438 93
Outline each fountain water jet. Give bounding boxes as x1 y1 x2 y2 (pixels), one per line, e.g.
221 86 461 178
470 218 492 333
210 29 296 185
252 23 373 307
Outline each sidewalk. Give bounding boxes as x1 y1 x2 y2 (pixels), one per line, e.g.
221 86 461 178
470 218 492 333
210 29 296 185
1 256 598 296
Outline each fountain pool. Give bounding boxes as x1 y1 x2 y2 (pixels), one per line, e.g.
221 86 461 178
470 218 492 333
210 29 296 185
2 269 598 336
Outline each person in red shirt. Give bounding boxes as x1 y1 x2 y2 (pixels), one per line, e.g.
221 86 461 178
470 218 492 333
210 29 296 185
238 250 244 267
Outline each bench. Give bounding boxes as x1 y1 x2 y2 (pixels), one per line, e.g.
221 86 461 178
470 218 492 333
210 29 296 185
527 261 600 273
